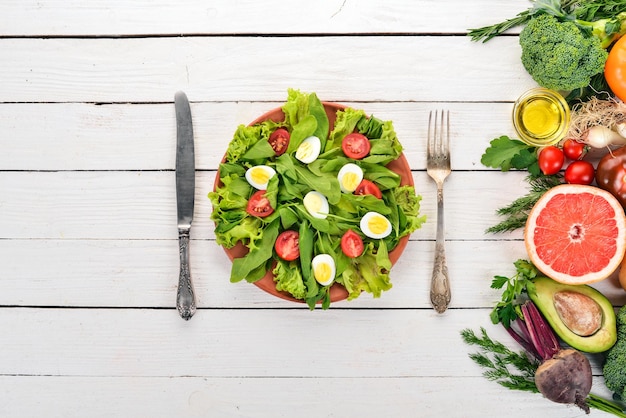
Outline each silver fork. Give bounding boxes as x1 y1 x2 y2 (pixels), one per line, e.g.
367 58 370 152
426 110 452 313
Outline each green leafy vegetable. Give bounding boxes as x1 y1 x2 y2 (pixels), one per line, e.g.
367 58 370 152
230 219 280 283
489 259 538 327
481 136 539 175
273 260 306 300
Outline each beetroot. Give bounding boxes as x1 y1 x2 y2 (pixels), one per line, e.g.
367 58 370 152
507 302 592 413
535 349 592 412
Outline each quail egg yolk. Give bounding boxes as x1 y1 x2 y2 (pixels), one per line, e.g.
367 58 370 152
245 165 276 190
250 167 270 184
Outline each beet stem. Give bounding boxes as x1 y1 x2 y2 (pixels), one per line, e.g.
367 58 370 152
521 301 560 361
506 320 540 360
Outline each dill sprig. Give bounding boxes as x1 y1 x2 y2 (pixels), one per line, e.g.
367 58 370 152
461 327 539 392
486 174 562 234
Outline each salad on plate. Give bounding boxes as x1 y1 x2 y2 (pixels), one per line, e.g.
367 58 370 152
209 89 425 308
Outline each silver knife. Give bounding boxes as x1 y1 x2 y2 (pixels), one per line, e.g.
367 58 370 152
175 91 197 320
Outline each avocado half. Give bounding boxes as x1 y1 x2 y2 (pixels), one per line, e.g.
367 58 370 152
528 276 617 353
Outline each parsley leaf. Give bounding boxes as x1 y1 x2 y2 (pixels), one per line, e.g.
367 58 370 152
481 136 537 172
490 259 539 328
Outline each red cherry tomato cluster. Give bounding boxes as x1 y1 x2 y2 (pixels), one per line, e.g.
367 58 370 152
537 140 594 185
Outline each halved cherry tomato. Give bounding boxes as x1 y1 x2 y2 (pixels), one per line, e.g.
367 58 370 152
268 128 290 156
341 133 371 159
340 230 364 258
605 35 626 102
275 230 300 261
562 138 585 160
538 146 564 175
246 190 274 217
354 179 382 199
565 160 595 185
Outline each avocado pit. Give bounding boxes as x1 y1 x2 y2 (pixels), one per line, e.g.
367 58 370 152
553 291 603 337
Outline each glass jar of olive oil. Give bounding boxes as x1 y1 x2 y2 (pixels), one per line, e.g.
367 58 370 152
512 88 570 147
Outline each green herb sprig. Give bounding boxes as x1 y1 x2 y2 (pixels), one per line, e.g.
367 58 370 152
461 327 539 391
486 174 563 234
489 259 538 327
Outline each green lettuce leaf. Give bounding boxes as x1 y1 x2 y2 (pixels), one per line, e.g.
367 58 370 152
273 260 306 300
225 120 280 164
339 241 393 300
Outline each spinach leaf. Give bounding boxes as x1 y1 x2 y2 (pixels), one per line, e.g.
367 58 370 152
298 220 318 298
287 114 317 154
293 164 341 205
241 138 277 161
308 92 330 149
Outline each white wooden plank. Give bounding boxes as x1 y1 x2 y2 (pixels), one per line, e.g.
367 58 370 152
0 36 534 103
0 0 530 36
0 308 609 378
3 238 624 309
0 375 606 418
0 102 520 171
0 170 531 240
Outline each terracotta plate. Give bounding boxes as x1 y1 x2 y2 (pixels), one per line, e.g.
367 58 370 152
214 102 413 303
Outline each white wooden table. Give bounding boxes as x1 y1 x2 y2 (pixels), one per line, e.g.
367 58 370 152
2 1 625 416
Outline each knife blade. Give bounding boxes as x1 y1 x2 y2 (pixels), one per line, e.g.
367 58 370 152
175 91 196 320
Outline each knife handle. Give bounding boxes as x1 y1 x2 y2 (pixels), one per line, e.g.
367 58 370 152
177 229 196 320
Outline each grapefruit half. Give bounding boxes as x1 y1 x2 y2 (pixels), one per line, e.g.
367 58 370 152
525 184 626 285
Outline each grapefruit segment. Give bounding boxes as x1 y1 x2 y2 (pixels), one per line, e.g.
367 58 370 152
525 184 626 285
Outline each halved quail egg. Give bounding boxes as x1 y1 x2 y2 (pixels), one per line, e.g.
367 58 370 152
245 165 276 190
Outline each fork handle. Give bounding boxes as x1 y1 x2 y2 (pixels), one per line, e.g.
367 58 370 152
430 186 451 313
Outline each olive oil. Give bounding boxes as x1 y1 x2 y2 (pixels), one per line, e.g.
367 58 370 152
513 88 570 147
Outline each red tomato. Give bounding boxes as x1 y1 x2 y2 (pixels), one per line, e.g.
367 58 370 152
354 179 382 199
596 146 626 207
538 146 564 175
340 230 364 258
562 139 585 160
342 133 371 159
268 128 290 156
275 230 300 261
246 190 274 217
605 35 626 102
564 160 595 185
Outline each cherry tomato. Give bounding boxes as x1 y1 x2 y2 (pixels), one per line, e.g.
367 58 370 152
604 35 626 102
564 160 595 185
354 179 382 199
596 146 626 207
340 230 364 258
341 133 371 159
562 139 585 160
246 190 274 218
538 146 564 175
275 230 300 261
268 128 290 156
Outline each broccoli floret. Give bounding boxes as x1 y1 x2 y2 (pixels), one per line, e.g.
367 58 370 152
603 305 626 400
519 14 608 91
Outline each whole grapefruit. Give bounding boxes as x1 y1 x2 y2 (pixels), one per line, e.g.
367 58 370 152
525 184 626 285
